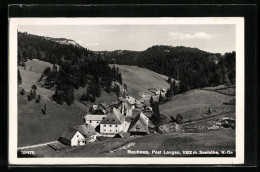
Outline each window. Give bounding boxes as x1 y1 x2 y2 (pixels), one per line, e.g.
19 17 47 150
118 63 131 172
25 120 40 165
77 135 79 137
104 129 106 131
116 130 117 132
112 118 115 121
90 120 92 123
104 125 106 127
97 121 99 123
136 124 141 130
110 125 112 127
110 130 111 132
116 125 117 127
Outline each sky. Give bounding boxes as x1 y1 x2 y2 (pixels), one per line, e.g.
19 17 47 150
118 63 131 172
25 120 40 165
18 25 235 54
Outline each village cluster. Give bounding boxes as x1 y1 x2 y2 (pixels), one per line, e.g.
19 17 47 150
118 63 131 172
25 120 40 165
60 89 166 147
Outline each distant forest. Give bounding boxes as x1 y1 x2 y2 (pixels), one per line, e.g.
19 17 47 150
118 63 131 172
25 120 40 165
18 32 122 105
103 46 236 93
18 32 235 104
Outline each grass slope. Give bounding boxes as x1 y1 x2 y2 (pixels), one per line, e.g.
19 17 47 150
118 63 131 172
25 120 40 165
18 59 55 99
18 92 85 147
28 129 234 157
160 89 231 118
18 59 118 146
112 65 170 99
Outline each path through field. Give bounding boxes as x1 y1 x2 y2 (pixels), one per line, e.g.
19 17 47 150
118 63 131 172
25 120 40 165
18 141 58 150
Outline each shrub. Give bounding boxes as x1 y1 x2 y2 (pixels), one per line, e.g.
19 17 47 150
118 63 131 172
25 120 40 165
20 89 25 95
176 114 183 124
36 95 41 103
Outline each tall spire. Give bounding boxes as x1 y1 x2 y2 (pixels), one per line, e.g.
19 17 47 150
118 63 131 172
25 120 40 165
122 88 126 99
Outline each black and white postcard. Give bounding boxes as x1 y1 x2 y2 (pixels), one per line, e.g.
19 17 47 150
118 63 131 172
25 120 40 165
9 18 244 165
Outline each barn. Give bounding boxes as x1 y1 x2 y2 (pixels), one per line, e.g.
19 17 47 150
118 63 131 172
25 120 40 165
60 127 86 146
84 114 107 128
73 124 97 142
128 112 150 135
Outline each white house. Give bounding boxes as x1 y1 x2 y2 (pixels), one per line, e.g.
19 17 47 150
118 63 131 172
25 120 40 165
100 108 128 135
84 114 107 128
73 124 97 142
60 127 86 146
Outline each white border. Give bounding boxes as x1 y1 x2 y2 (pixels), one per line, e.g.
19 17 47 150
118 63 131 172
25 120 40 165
9 17 244 165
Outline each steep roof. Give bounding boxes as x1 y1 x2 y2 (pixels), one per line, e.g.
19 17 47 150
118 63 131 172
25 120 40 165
60 127 82 140
128 112 149 133
100 108 125 124
73 124 96 137
84 114 107 121
100 102 109 109
114 131 130 138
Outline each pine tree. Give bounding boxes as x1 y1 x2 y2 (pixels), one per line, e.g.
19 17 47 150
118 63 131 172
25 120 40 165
95 80 101 97
18 69 22 85
85 87 90 101
118 73 122 84
159 90 163 102
149 96 154 106
80 92 86 101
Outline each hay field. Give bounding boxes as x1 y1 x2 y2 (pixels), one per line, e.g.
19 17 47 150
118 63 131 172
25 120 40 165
112 65 170 99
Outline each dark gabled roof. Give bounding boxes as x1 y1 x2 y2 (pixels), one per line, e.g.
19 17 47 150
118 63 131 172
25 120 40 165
128 112 149 133
114 131 130 138
100 108 125 124
73 124 96 137
60 127 81 140
100 102 109 109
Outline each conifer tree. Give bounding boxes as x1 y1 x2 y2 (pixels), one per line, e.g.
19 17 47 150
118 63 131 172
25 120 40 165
18 69 22 85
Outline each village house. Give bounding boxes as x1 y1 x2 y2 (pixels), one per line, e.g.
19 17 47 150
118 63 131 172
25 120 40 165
128 112 150 135
73 124 97 142
100 108 131 135
89 102 109 114
84 114 107 128
60 124 97 146
60 127 86 146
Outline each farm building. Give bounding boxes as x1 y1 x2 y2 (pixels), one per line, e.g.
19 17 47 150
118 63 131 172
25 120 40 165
84 114 107 128
73 124 97 142
73 124 96 136
128 112 150 135
60 127 86 146
89 103 109 114
100 108 131 134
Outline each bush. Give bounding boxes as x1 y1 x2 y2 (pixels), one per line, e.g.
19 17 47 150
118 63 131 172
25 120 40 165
89 95 96 102
36 95 41 103
176 114 183 124
20 89 25 95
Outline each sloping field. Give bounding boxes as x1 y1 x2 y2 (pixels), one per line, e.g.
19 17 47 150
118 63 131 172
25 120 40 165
18 59 117 147
18 92 85 147
28 129 234 157
160 89 231 118
18 59 55 99
112 65 170 99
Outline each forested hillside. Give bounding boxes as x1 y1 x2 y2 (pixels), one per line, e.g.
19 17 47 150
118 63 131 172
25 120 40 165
18 32 123 105
103 45 236 93
18 32 235 103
